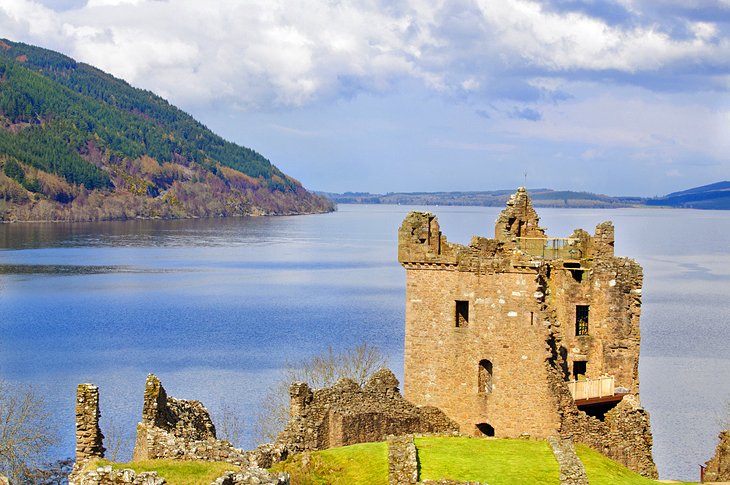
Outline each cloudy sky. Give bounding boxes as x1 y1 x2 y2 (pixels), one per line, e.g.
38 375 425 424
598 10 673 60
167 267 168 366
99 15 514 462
1 0 729 195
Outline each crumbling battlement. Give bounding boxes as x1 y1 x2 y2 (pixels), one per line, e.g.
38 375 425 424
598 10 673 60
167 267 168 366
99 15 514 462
270 369 458 458
398 187 656 477
132 374 247 464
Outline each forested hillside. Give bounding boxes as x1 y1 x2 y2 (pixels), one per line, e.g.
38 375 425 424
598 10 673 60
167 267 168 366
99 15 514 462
0 39 333 221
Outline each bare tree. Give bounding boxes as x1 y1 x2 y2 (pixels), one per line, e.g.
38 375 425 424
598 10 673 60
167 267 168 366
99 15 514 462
253 343 388 444
101 416 134 463
212 399 244 447
0 380 58 482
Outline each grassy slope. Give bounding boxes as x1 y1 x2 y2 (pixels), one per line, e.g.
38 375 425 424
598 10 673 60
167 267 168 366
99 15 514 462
270 437 697 485
269 441 389 485
416 436 559 484
575 445 694 485
86 438 698 485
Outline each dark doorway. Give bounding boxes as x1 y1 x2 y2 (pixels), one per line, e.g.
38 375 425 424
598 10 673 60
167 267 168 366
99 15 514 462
476 423 495 437
573 360 587 380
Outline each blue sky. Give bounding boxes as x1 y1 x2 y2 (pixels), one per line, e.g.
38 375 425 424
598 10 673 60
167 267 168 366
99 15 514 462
1 0 729 196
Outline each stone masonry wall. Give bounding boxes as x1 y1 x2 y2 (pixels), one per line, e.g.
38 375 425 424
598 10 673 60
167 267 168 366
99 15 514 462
387 435 418 485
546 340 657 478
76 384 105 463
547 437 588 485
704 430 730 482
69 465 165 485
132 374 247 464
270 369 458 459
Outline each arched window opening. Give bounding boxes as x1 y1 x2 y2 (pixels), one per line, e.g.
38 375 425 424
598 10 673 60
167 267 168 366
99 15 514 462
478 359 493 394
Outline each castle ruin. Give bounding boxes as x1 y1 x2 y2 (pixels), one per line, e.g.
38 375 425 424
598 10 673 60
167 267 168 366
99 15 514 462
398 187 656 477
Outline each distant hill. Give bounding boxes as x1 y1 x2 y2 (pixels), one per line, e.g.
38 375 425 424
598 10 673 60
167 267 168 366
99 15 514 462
320 189 644 208
646 181 730 209
324 182 730 210
0 39 333 222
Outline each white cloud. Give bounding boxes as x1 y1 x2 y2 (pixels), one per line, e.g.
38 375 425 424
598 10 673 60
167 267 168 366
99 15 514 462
2 0 726 110
0 0 728 191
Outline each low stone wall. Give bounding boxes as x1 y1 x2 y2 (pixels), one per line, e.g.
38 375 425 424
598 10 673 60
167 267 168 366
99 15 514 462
68 465 165 485
420 481 483 485
69 465 289 485
388 435 418 485
211 468 289 485
704 430 730 482
548 437 588 485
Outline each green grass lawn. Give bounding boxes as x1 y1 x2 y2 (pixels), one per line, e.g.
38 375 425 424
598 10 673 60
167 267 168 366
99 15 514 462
269 441 389 485
576 445 695 485
270 442 388 485
416 436 560 485
89 459 239 485
87 438 699 485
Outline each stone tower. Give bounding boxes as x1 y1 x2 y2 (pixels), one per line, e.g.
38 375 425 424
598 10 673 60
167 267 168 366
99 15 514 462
398 188 656 477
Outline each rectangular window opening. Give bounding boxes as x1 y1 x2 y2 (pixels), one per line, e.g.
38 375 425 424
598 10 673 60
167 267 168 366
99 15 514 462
575 305 589 336
573 360 587 380
455 300 469 327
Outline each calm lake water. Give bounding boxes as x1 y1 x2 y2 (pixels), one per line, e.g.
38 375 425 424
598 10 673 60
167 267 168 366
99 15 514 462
1 204 729 481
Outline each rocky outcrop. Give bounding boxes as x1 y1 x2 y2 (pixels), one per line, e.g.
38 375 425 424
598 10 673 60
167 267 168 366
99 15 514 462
132 374 247 464
705 430 730 482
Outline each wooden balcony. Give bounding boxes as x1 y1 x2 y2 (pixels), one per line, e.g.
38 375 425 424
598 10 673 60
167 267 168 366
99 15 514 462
567 375 627 408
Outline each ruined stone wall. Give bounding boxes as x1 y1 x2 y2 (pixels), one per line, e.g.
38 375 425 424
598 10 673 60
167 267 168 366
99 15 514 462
76 384 105 463
272 369 457 457
132 374 247 464
69 465 165 485
545 345 657 478
69 464 289 485
388 435 418 485
704 430 730 482
547 437 588 485
549 255 643 391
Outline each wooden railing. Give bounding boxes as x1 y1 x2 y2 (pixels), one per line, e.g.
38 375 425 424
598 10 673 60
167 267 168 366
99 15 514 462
567 375 615 401
515 237 582 261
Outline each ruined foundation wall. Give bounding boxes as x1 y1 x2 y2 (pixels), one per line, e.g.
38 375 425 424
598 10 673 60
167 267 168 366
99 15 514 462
272 369 458 457
704 430 730 482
